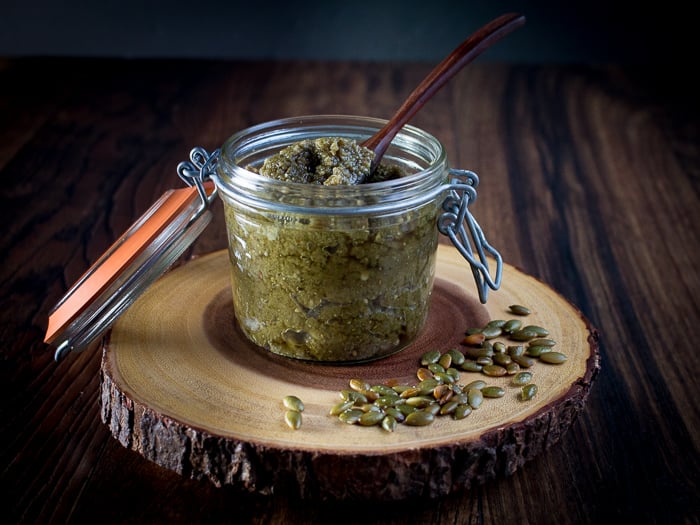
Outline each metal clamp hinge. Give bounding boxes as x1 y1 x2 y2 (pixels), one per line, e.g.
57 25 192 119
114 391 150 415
438 168 503 303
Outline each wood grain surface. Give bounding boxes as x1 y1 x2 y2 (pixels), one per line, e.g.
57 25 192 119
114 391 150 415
101 246 598 499
1 58 698 523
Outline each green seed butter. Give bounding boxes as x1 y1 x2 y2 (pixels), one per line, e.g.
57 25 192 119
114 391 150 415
223 137 439 362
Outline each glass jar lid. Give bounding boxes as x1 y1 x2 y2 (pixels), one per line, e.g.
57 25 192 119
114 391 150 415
45 149 218 361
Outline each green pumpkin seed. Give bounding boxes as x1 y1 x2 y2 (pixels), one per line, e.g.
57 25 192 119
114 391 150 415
375 395 400 407
503 319 523 333
539 351 568 364
400 386 422 398
526 345 550 357
530 338 556 347
438 353 453 369
511 355 536 368
465 346 493 359
476 356 493 366
349 378 370 392
453 404 473 419
507 344 524 356
405 395 434 408
509 304 531 316
381 415 398 432
440 399 460 415
467 388 484 409
523 325 549 337
417 378 440 394
420 349 441 365
330 400 354 416
510 328 540 341
493 341 507 353
338 408 363 424
464 379 487 391
384 406 405 423
482 364 507 377
283 395 305 412
460 361 483 372
506 362 521 375
398 404 418 416
370 384 396 396
482 386 506 398
486 319 507 328
428 363 446 374
359 411 385 426
493 353 512 366
446 367 461 381
512 371 533 386
434 371 455 384
481 325 502 339
447 348 466 366
284 409 302 429
405 411 435 426
423 404 441 416
521 383 538 401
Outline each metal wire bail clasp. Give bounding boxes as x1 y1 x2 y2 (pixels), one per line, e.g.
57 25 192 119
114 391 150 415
177 147 220 209
438 168 503 303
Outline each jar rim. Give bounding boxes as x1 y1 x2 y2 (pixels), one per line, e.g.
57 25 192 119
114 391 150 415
213 115 448 214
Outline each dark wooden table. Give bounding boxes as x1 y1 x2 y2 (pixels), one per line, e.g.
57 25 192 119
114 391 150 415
2 58 698 524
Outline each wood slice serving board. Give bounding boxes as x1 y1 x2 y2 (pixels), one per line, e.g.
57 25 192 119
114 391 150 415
100 245 600 500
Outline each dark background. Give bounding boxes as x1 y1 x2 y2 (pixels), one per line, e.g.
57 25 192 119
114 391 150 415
0 0 693 63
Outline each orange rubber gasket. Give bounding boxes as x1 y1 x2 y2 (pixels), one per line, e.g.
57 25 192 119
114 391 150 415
44 185 206 344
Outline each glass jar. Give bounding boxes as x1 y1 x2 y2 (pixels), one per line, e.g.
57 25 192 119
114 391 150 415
212 115 500 363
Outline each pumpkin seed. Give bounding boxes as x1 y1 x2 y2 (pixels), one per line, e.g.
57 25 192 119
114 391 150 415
284 409 302 429
493 353 512 366
486 319 507 328
398 404 418 416
338 408 363 424
416 367 434 381
440 399 460 415
423 404 441 416
453 404 472 420
539 351 568 364
420 349 441 365
482 364 507 377
509 304 531 316
503 319 523 333
370 384 396 396
417 378 440 394
482 386 506 398
464 379 486 391
525 345 550 357
464 346 493 359
381 415 398 432
481 325 502 339
405 395 434 408
523 325 549 337
467 388 484 409
521 383 538 401
530 338 556 347
512 371 533 386
283 395 305 412
476 356 493 366
460 360 483 372
330 400 354 416
384 406 405 423
447 348 466 366
462 333 486 346
511 355 536 368
446 367 461 381
405 411 435 426
375 395 400 407
506 362 521 375
510 328 540 341
438 353 453 369
507 344 525 357
349 378 370 392
493 341 507 353
428 363 446 374
358 411 385 426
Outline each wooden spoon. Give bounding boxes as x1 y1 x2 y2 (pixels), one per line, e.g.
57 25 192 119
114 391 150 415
363 13 526 172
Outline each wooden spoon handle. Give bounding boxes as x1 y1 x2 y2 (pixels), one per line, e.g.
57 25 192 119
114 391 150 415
363 13 526 166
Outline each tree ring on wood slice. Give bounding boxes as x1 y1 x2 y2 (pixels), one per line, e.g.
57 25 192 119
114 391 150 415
100 244 600 500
